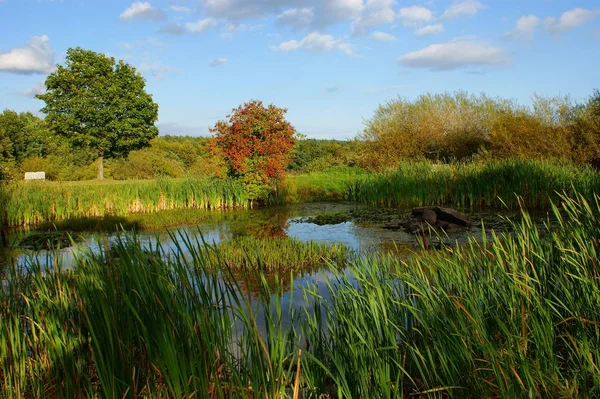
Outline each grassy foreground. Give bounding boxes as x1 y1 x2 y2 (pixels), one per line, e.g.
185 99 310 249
349 159 600 208
2 192 599 397
3 177 248 227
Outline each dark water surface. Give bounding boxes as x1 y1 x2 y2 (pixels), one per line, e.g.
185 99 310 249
2 202 553 333
3 201 534 269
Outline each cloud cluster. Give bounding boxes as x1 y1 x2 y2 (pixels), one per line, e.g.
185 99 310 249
0 35 55 74
371 31 396 42
544 8 599 33
441 0 485 20
505 15 539 40
270 32 353 55
397 6 433 27
399 39 507 71
120 2 166 21
415 24 445 36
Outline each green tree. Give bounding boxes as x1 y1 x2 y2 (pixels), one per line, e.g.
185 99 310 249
37 47 159 179
0 110 50 163
0 127 12 165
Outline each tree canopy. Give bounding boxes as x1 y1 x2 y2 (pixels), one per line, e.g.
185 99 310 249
37 47 159 179
210 100 296 199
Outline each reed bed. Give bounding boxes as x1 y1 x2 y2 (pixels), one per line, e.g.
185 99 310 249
279 167 367 204
348 159 600 208
210 236 348 273
4 177 249 227
2 192 600 397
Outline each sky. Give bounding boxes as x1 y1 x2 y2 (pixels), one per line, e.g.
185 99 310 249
0 0 599 139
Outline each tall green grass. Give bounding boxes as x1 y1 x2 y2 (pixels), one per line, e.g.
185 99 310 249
2 192 600 397
4 177 249 227
279 167 367 203
348 159 600 208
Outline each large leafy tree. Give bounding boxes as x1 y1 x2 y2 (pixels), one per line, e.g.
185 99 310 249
210 100 296 199
37 47 159 179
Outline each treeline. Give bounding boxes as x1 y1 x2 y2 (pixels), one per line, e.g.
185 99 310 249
360 90 600 170
0 109 357 181
2 89 599 182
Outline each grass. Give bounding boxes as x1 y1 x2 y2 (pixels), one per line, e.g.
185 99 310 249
2 191 600 397
209 236 349 273
279 167 368 203
3 177 249 228
348 158 600 209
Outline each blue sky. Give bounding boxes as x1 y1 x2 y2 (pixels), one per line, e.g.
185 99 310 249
0 0 599 139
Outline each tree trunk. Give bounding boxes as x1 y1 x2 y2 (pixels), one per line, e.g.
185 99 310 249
97 151 104 180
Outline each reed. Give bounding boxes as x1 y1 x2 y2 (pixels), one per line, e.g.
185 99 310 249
2 192 600 397
4 177 249 228
348 158 600 208
210 236 348 273
278 167 367 204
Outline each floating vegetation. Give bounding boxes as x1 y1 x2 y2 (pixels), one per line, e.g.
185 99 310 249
17 231 83 250
211 236 349 272
298 212 351 226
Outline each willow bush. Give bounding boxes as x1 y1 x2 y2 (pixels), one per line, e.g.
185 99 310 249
360 91 600 170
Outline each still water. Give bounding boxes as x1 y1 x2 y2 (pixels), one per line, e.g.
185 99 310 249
4 201 528 270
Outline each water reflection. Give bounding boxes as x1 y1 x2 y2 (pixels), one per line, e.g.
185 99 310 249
3 201 536 277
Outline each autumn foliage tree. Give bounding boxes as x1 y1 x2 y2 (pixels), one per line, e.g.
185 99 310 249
210 100 296 199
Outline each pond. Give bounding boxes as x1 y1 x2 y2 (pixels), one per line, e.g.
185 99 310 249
2 201 540 271
1 201 551 333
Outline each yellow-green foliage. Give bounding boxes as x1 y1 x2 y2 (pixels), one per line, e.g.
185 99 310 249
361 91 600 170
4 177 248 227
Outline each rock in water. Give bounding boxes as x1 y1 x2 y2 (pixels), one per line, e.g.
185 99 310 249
405 206 471 233
435 207 471 227
422 208 437 225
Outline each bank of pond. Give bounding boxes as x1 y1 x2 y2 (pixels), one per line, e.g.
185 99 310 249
2 159 599 229
1 191 599 398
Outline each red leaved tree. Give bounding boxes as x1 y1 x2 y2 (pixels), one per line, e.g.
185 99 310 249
210 100 296 199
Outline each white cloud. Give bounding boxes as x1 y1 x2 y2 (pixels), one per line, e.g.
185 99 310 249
415 24 445 36
325 0 365 21
0 35 55 75
398 6 433 27
209 58 227 67
441 0 484 20
184 18 218 33
277 8 315 30
544 8 600 34
224 22 262 32
399 38 508 71
169 5 192 13
505 15 539 40
372 31 397 42
120 2 166 21
202 0 363 26
352 0 395 35
270 32 353 55
17 81 47 97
